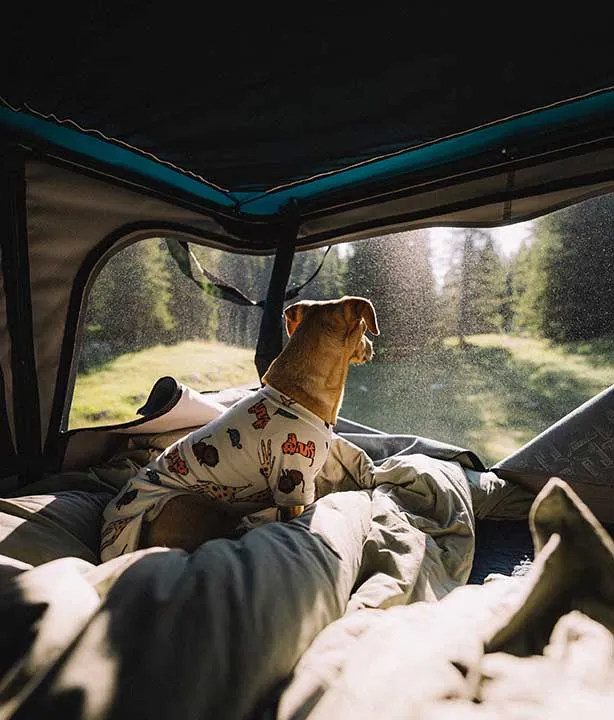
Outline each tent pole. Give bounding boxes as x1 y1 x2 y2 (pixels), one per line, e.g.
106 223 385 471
0 150 42 484
254 205 298 381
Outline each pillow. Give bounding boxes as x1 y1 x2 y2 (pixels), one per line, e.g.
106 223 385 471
0 491 112 566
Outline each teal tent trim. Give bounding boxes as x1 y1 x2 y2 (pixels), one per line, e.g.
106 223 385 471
0 106 237 209
2 88 614 220
241 88 614 214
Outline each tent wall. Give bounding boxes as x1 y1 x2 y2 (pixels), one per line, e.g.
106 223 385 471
493 386 614 523
0 159 232 485
297 143 614 244
0 166 17 476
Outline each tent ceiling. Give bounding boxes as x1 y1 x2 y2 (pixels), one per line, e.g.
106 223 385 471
3 5 614 198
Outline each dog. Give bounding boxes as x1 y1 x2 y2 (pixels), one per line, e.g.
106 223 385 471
99 296 379 560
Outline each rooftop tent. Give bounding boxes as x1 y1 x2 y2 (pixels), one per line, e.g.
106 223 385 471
2 5 614 486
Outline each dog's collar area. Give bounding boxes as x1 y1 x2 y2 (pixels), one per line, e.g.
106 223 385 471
261 384 332 432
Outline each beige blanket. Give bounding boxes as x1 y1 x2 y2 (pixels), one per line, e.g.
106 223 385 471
0 439 476 718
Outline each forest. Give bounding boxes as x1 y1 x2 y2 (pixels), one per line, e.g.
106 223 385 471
82 193 614 367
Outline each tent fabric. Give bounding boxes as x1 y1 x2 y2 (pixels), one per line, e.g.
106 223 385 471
3 90 614 222
3 6 614 193
1 471 612 717
493 385 614 523
0 160 230 475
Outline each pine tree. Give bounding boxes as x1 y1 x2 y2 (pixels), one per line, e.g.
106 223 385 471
86 238 174 356
286 246 347 302
500 267 515 334
456 230 479 343
342 237 380 300
538 196 614 341
344 230 437 358
513 231 551 337
214 251 271 348
473 236 506 333
439 229 506 341
507 194 614 342
440 229 482 343
506 240 537 334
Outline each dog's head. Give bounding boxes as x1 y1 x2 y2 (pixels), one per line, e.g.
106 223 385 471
283 296 379 364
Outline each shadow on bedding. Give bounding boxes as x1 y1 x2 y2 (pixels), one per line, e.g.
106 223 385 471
0 491 112 567
6 491 371 720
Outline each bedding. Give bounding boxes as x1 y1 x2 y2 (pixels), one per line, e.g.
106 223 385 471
0 436 479 717
0 490 112 566
0 414 567 720
275 478 614 719
0 455 611 718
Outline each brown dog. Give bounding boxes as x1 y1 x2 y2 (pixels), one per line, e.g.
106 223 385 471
263 296 379 427
101 296 379 558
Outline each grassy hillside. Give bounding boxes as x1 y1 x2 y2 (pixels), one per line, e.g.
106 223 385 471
69 340 259 428
342 334 614 466
70 334 613 468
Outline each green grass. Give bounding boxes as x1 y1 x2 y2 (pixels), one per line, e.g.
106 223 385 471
70 334 614 469
341 334 613 467
69 340 259 428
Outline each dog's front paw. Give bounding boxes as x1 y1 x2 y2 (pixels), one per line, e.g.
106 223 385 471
277 505 305 522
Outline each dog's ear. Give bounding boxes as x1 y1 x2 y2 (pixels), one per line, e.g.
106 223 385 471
344 297 380 336
284 302 308 337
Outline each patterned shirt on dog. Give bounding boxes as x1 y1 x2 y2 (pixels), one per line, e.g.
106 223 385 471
100 385 333 561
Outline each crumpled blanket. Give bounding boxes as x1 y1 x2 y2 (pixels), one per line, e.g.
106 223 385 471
0 440 476 719
276 477 614 720
315 437 476 609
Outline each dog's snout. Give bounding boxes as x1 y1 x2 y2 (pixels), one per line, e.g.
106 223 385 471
352 335 374 364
